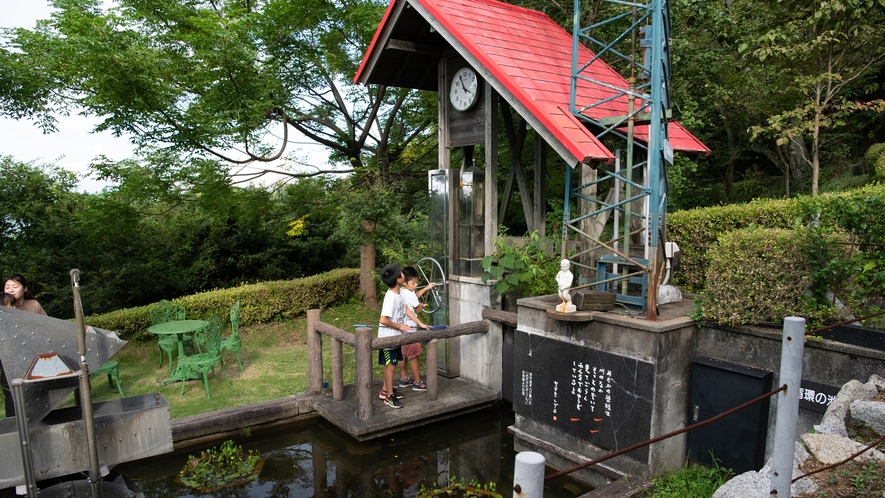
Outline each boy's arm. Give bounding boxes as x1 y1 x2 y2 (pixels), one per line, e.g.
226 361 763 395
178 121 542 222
404 306 428 329
415 282 436 299
380 315 411 332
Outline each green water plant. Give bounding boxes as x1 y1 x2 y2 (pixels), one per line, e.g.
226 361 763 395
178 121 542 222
418 476 502 497
177 439 263 491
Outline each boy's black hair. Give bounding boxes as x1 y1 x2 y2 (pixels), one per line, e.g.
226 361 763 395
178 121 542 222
1 293 14 307
380 263 403 288
402 266 419 282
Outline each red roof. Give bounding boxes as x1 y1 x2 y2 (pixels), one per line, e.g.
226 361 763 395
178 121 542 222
355 0 710 164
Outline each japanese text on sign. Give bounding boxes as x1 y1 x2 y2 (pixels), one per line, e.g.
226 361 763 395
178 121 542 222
571 361 612 415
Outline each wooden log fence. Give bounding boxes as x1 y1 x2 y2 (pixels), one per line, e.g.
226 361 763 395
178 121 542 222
306 309 489 420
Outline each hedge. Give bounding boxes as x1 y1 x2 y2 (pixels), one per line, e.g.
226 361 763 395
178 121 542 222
84 268 360 341
701 228 817 326
668 199 800 293
669 183 885 295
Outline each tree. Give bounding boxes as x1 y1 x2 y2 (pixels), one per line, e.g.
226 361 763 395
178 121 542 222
746 0 885 195
0 0 438 304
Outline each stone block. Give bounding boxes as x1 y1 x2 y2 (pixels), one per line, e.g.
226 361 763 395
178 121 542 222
573 290 616 311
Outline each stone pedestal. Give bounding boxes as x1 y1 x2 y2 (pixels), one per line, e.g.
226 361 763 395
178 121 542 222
511 294 696 484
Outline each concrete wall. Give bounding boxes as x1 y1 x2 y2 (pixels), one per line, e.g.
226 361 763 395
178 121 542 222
509 295 885 486
695 323 885 460
449 276 502 391
513 294 696 482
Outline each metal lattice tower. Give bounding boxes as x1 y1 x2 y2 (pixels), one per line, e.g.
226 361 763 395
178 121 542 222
565 0 672 318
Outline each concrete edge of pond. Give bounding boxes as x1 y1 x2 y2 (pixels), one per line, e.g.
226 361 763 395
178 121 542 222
170 391 323 451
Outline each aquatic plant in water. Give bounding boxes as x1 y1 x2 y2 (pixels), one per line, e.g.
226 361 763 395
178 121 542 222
177 440 263 491
419 476 502 497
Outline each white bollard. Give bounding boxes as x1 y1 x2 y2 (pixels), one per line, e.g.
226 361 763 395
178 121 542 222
770 316 805 497
513 451 545 498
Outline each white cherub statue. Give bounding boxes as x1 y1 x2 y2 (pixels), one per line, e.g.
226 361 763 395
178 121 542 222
555 259 576 313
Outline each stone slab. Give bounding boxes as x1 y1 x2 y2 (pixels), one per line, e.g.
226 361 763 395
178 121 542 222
546 308 599 322
513 331 654 462
312 377 499 441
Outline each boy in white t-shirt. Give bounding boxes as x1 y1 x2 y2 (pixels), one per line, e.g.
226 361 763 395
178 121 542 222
377 263 411 408
398 266 435 392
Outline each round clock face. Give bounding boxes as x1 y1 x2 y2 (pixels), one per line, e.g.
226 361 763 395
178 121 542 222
450 67 479 111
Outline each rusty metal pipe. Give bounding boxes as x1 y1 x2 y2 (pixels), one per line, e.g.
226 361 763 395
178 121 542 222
70 269 103 498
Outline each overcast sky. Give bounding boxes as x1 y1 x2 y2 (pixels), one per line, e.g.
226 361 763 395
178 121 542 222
1 1 332 193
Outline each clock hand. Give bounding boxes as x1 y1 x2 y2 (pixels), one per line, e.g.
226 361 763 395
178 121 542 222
459 73 472 95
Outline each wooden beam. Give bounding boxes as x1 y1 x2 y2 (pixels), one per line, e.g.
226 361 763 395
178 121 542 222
481 307 518 327
385 39 445 57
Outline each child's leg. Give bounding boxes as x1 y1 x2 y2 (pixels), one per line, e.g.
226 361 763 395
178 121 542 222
384 362 396 396
399 360 409 382
409 356 422 383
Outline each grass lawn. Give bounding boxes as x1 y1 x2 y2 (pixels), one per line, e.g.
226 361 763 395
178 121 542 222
3 302 411 419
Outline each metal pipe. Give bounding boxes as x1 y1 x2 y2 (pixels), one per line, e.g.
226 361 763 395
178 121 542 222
11 380 37 498
622 77 636 296
70 269 103 498
613 149 621 275
770 316 805 497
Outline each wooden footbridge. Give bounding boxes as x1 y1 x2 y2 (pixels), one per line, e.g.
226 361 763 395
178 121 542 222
306 309 502 441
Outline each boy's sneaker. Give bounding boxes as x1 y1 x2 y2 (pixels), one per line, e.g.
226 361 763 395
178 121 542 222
379 388 404 400
412 380 427 391
384 395 404 409
399 377 415 388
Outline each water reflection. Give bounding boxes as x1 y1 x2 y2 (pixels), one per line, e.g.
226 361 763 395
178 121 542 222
115 404 591 497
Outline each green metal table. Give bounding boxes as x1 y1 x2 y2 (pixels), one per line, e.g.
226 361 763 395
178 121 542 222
148 319 208 385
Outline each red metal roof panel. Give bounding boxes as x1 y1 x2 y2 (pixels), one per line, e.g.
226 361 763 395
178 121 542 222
356 0 711 161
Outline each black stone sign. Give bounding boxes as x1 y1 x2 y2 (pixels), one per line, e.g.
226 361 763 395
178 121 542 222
799 379 839 414
513 330 654 461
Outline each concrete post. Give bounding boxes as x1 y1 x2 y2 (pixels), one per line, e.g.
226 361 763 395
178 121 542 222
331 338 343 401
770 316 805 497
513 451 545 498
426 339 438 401
355 326 373 420
307 309 323 393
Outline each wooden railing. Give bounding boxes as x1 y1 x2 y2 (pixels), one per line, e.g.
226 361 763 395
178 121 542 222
306 309 489 419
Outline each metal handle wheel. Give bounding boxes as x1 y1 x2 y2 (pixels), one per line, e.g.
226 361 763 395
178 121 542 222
416 257 447 314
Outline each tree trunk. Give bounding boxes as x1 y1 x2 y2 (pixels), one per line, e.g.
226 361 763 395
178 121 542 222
360 244 378 309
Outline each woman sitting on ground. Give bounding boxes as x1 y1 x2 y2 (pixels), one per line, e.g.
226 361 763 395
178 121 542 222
3 274 46 315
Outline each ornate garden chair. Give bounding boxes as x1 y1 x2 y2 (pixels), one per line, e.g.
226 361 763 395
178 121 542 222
90 360 125 397
178 313 231 399
150 299 193 370
221 300 244 372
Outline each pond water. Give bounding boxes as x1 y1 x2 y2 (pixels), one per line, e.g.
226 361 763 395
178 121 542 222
115 403 592 497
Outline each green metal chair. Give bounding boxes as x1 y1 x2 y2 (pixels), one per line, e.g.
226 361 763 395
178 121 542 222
150 300 193 371
221 300 244 372
178 314 231 399
90 360 125 397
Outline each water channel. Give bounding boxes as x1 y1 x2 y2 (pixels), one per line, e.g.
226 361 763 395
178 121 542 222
115 403 593 497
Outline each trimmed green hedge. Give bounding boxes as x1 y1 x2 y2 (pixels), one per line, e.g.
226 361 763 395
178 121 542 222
702 228 817 326
668 199 800 293
85 268 360 341
669 183 885 295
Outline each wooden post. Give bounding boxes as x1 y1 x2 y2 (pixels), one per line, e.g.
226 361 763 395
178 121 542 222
331 337 343 401
426 339 438 401
355 326 374 419
307 309 323 393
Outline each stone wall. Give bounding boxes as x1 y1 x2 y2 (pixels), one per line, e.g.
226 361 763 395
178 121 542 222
510 294 885 488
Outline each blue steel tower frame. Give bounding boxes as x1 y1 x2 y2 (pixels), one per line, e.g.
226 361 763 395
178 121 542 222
566 0 671 318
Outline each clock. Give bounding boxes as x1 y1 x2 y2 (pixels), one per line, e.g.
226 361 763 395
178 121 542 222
450 67 480 111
